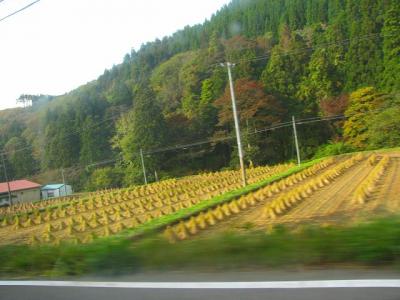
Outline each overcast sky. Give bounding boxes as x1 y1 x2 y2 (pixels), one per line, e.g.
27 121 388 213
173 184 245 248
0 0 231 110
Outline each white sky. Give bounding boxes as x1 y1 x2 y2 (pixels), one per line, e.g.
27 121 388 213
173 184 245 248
0 0 231 110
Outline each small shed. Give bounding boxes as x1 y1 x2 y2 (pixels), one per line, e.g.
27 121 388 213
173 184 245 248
41 184 73 200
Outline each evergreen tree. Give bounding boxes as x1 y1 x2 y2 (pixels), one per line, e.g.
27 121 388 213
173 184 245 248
79 116 110 165
195 79 219 136
114 84 166 184
3 137 36 179
345 0 384 90
367 106 400 149
261 24 310 100
297 21 346 110
381 1 400 92
44 108 80 169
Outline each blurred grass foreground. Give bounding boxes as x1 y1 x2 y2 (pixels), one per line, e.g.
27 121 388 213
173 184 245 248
1 215 400 277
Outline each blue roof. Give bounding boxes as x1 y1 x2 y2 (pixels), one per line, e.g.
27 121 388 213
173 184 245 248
41 184 65 190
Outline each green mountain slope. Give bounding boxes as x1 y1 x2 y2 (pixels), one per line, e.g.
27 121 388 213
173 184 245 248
0 0 399 191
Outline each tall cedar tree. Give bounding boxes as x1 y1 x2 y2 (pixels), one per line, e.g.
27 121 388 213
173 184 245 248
114 84 166 175
79 116 110 165
381 1 400 92
261 24 310 101
3 137 36 179
345 0 383 90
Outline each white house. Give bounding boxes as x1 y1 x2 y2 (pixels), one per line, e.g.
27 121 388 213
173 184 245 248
41 184 73 200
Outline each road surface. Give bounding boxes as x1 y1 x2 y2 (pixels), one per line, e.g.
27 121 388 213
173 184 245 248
1 269 399 300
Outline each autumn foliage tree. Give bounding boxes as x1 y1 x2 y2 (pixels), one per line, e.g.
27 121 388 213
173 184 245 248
320 94 349 138
215 78 287 166
215 78 286 128
343 87 388 148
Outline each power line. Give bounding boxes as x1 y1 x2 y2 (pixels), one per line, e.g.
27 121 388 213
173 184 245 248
145 117 323 155
1 105 391 185
6 31 385 153
145 106 392 156
236 32 384 65
2 30 391 160
0 0 40 23
77 109 379 170
1 103 391 159
0 110 122 156
211 32 388 68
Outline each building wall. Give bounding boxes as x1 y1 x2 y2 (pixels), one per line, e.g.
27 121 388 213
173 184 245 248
42 185 73 200
42 189 57 200
13 188 41 204
0 193 10 207
60 185 73 197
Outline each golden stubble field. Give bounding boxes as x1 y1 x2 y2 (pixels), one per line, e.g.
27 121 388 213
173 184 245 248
0 163 293 245
166 151 400 241
1 151 398 246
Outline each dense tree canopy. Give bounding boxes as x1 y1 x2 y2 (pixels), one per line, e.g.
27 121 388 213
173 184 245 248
0 0 399 191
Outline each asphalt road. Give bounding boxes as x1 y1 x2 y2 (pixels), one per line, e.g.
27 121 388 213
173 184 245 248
1 269 399 300
1 285 400 300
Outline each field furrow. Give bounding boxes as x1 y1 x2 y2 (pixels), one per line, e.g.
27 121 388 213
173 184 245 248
0 163 294 245
277 159 372 222
191 152 400 236
171 156 346 237
361 156 400 213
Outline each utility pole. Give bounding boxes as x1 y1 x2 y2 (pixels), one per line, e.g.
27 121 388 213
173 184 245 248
140 148 148 185
292 116 301 166
1 153 12 205
224 62 247 187
61 168 67 196
154 170 159 182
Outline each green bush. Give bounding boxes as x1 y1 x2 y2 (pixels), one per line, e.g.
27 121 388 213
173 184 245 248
86 167 123 191
313 142 355 159
367 107 400 149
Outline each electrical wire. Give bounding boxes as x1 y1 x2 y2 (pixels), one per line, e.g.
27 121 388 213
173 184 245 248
0 108 123 155
1 105 393 181
0 0 40 23
210 32 388 68
236 32 384 65
0 120 117 156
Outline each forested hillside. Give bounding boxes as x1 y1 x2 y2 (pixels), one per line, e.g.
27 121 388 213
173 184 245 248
0 0 399 191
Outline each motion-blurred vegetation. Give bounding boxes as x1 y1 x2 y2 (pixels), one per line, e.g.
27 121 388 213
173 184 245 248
1 215 399 277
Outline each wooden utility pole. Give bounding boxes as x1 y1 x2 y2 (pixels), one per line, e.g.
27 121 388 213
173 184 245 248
61 168 68 196
140 148 148 185
292 116 301 166
223 62 247 187
1 153 12 205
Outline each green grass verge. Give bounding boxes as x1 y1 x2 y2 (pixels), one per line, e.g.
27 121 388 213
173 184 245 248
1 215 400 277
